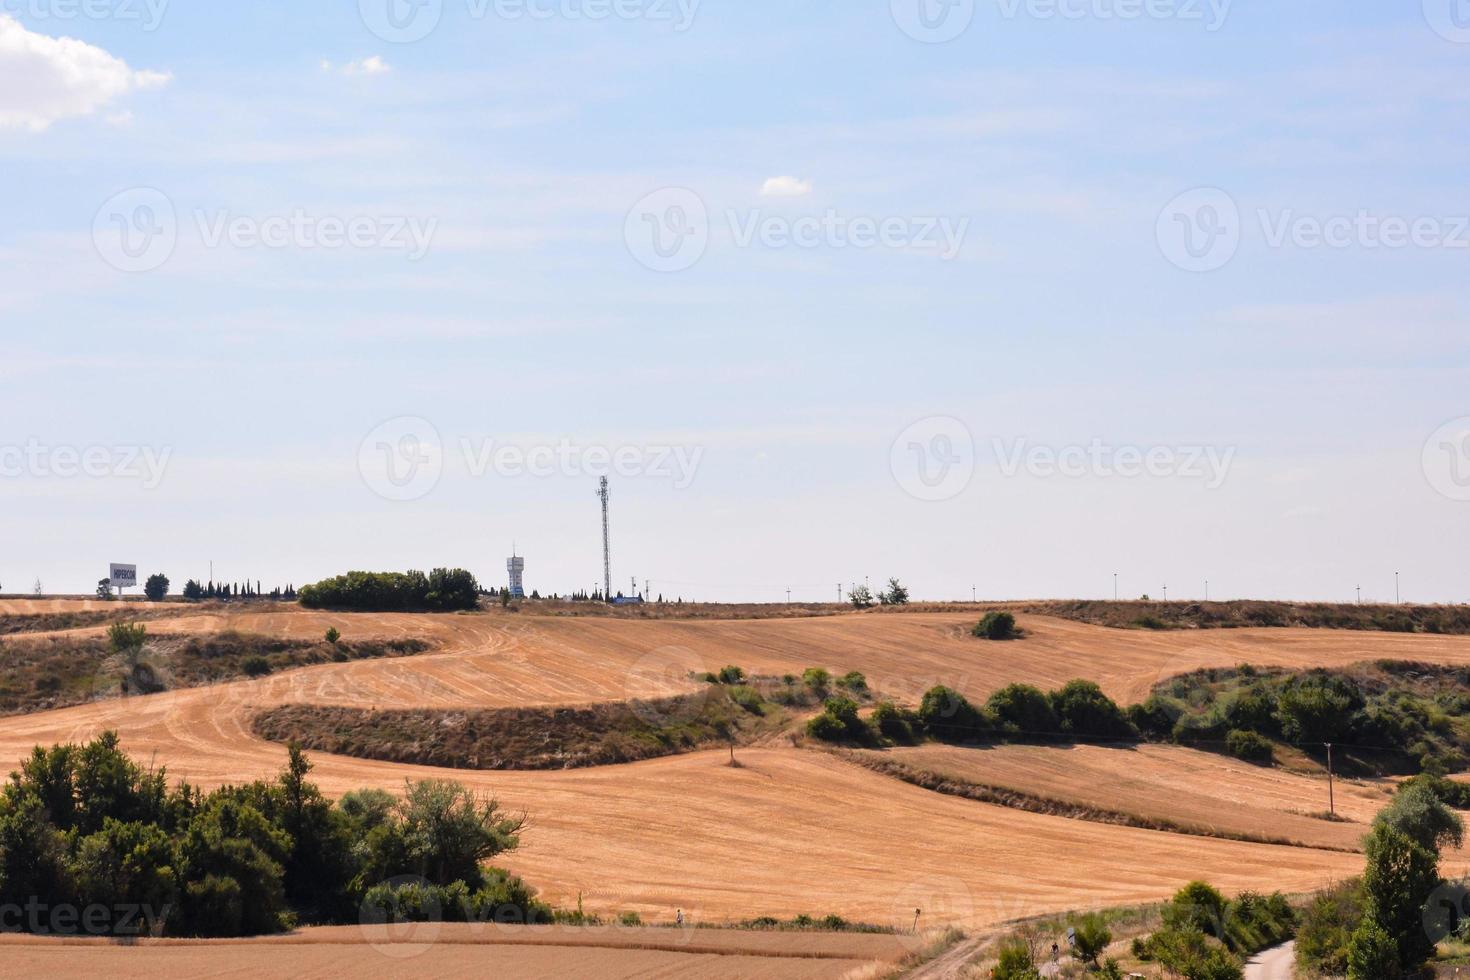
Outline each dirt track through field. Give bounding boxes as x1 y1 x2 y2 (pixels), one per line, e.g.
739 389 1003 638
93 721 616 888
0 603 1466 929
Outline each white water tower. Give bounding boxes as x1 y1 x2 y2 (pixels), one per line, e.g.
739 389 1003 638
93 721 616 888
507 551 525 598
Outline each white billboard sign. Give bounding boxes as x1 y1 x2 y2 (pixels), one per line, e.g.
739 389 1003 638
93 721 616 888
109 564 137 589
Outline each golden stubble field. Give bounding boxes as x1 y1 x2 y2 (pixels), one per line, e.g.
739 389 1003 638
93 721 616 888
1 600 1467 959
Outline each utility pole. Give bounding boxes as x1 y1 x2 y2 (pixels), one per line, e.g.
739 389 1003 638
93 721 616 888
1205 580 1209 601
786 587 791 604
1325 742 1336 817
837 583 842 604
1396 571 1401 605
1113 573 1118 601
1356 585 1361 605
1163 584 1168 602
972 585 977 603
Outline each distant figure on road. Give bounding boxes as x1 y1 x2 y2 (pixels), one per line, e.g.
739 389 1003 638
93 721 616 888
675 909 683 927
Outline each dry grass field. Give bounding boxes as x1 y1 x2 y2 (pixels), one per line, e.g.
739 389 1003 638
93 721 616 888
0 923 906 979
0 599 1467 958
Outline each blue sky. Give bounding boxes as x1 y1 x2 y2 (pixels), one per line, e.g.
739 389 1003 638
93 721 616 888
3 1 1469 602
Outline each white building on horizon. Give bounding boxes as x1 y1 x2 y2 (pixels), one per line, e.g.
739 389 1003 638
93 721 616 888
506 551 525 598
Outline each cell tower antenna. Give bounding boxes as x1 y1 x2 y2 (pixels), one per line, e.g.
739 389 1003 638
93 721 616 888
597 477 612 602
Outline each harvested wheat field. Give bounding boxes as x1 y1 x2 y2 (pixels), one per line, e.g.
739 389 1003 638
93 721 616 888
849 742 1397 852
0 924 903 979
0 601 1467 931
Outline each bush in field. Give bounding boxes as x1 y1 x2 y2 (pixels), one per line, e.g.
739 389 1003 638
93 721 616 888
717 665 746 685
836 671 868 695
1225 729 1273 763
298 569 480 612
1071 913 1112 965
325 627 341 645
986 683 1058 736
802 667 831 696
805 697 869 743
870 701 916 743
1048 680 1134 739
108 622 148 653
1295 879 1363 977
918 686 990 742
992 939 1041 979
972 611 1017 640
1346 920 1401 980
242 656 272 677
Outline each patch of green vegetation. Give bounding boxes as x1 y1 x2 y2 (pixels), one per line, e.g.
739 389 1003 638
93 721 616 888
1140 662 1470 773
972 610 1019 640
253 682 792 770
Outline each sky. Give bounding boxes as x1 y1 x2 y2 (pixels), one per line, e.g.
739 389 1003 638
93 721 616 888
2 1 1469 603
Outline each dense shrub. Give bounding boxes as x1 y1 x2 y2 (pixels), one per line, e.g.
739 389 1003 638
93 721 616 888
0 733 535 938
242 655 272 677
1225 729 1273 763
1295 879 1363 977
972 611 1018 640
717 665 747 684
1071 913 1112 964
870 701 917 743
1048 680 1134 739
805 697 870 743
144 574 169 602
299 569 480 612
918 686 990 742
986 683 1059 736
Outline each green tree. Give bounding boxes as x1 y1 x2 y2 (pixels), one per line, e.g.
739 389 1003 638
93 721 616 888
1071 913 1112 965
1360 821 1441 970
847 584 874 609
1346 919 1402 980
144 573 169 602
879 578 910 605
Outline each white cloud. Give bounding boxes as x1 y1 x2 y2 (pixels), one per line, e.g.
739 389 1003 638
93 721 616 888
0 15 169 132
760 175 813 198
326 55 391 76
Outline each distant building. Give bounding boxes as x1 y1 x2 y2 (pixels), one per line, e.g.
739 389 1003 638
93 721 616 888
507 553 525 599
